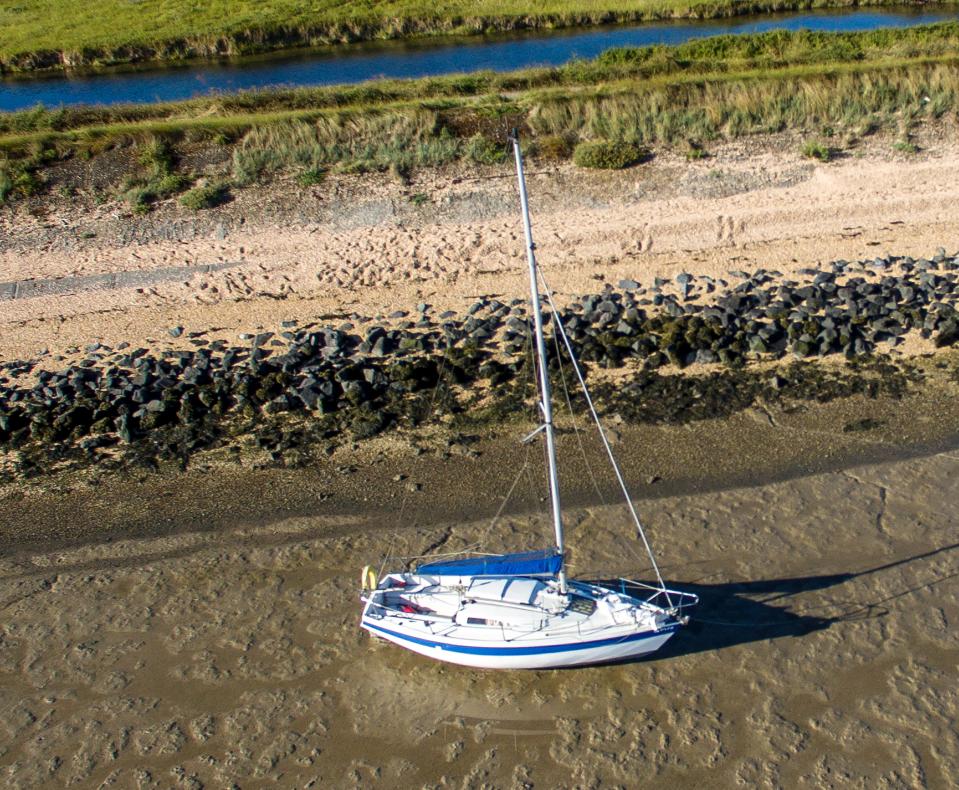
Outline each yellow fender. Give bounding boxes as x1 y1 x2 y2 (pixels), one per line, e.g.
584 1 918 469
361 565 378 591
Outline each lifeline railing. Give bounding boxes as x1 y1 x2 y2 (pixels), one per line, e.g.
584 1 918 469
618 578 700 615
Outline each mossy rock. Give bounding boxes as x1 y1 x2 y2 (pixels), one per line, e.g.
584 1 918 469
180 182 230 210
351 412 390 440
532 135 574 161
573 141 647 170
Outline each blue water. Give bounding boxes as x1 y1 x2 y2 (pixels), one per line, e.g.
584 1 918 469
1 8 956 112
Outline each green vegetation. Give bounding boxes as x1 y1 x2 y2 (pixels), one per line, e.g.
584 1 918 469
0 145 51 204
3 25 959 204
119 137 191 211
533 134 574 160
5 0 957 74
0 166 13 204
296 167 327 186
465 134 507 165
685 140 708 160
179 182 231 210
573 140 645 168
893 139 919 154
801 140 832 161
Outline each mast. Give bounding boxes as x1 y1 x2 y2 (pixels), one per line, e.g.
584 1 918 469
510 131 567 594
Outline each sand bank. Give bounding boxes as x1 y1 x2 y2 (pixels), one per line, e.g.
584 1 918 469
2 130 959 362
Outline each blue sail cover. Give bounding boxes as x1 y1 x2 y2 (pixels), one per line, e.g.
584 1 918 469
418 549 563 577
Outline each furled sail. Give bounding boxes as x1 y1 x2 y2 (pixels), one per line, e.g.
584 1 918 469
417 549 563 577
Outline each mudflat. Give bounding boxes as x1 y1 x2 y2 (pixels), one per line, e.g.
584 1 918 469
1 420 957 786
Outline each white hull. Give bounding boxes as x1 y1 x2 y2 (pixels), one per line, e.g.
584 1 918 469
362 618 677 669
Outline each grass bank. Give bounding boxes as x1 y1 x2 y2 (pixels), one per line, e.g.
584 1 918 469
1 0 956 73
2 25 959 205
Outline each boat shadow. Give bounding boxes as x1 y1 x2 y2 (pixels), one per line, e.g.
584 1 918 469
586 540 959 663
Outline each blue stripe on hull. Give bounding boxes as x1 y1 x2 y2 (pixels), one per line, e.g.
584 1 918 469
363 620 678 656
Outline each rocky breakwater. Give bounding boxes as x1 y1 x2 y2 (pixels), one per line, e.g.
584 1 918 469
4 250 959 483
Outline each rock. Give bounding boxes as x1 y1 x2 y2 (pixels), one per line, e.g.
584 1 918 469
618 279 639 290
597 300 618 314
296 384 324 409
168 326 184 338
935 319 959 347
115 414 133 444
792 339 814 357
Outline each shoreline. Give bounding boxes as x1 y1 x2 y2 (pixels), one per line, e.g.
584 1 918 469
5 131 959 502
2 0 946 76
4 127 959 361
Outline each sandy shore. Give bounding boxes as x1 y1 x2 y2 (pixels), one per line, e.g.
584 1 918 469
2 129 959 363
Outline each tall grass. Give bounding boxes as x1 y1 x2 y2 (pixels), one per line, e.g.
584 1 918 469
222 60 959 179
525 61 959 144
230 111 464 182
0 164 12 204
6 0 955 73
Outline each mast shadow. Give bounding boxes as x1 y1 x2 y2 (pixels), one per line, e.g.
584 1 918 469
587 541 959 662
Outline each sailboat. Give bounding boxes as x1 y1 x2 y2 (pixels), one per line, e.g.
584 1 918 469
359 132 698 669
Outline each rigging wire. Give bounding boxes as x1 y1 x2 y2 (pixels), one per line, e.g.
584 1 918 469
552 316 663 576
502 149 665 596
552 315 607 509
478 452 533 549
478 319 541 549
525 326 553 535
537 269 671 603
